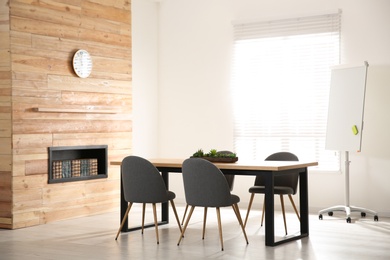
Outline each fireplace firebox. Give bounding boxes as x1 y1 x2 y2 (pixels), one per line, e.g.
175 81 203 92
48 145 108 183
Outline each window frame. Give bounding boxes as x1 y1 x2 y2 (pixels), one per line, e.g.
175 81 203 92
231 11 342 172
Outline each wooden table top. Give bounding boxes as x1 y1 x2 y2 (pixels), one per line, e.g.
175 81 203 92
110 158 318 171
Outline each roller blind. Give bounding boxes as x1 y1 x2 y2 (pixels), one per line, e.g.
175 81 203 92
231 11 341 171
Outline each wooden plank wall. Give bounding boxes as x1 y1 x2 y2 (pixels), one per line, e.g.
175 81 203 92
3 0 132 229
0 0 12 229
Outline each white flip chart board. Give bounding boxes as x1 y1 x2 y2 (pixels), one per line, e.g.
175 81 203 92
325 62 368 152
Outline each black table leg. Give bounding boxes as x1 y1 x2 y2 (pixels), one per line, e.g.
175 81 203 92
265 167 309 246
299 168 309 235
120 173 128 232
161 171 169 222
264 171 275 246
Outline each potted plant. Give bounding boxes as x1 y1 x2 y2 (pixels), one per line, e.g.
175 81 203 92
191 149 238 163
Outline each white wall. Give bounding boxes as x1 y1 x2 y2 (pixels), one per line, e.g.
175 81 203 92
131 0 160 157
132 0 390 216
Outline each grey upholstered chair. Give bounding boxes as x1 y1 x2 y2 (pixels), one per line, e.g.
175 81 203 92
243 152 300 235
115 156 182 243
181 151 235 225
178 158 248 251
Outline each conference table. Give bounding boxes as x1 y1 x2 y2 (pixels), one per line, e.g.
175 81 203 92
111 158 318 247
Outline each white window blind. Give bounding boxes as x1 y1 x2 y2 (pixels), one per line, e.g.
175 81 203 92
231 11 341 171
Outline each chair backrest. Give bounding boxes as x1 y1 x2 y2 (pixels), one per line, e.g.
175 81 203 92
121 156 169 203
182 158 233 207
254 152 300 194
217 150 235 191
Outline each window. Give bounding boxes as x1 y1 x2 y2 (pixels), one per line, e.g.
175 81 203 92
231 11 341 171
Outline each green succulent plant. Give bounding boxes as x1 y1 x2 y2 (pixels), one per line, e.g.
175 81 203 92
208 149 218 157
192 149 204 157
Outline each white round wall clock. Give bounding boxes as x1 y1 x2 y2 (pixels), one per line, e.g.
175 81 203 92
72 49 93 78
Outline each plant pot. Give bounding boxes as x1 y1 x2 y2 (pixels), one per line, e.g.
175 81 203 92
190 156 238 163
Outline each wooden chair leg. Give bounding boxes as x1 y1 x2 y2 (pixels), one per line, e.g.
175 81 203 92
280 195 287 235
258 194 297 235
202 207 208 239
260 197 266 227
216 207 224 251
181 204 189 225
115 202 132 240
244 193 255 228
232 204 249 244
152 203 159 244
141 203 146 234
288 194 300 221
178 205 195 246
170 200 183 233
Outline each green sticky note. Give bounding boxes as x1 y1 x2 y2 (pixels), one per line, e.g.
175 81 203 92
352 125 358 135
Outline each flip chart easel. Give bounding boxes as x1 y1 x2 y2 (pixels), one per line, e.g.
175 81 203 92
319 61 379 223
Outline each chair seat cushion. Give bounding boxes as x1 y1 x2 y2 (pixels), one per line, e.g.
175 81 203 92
190 194 240 207
248 186 294 195
230 194 240 204
167 191 176 201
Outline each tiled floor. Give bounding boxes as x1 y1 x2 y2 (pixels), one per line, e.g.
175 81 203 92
1 205 389 259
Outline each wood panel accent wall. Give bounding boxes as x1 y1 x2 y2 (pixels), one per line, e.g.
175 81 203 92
0 0 132 229
0 0 12 228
